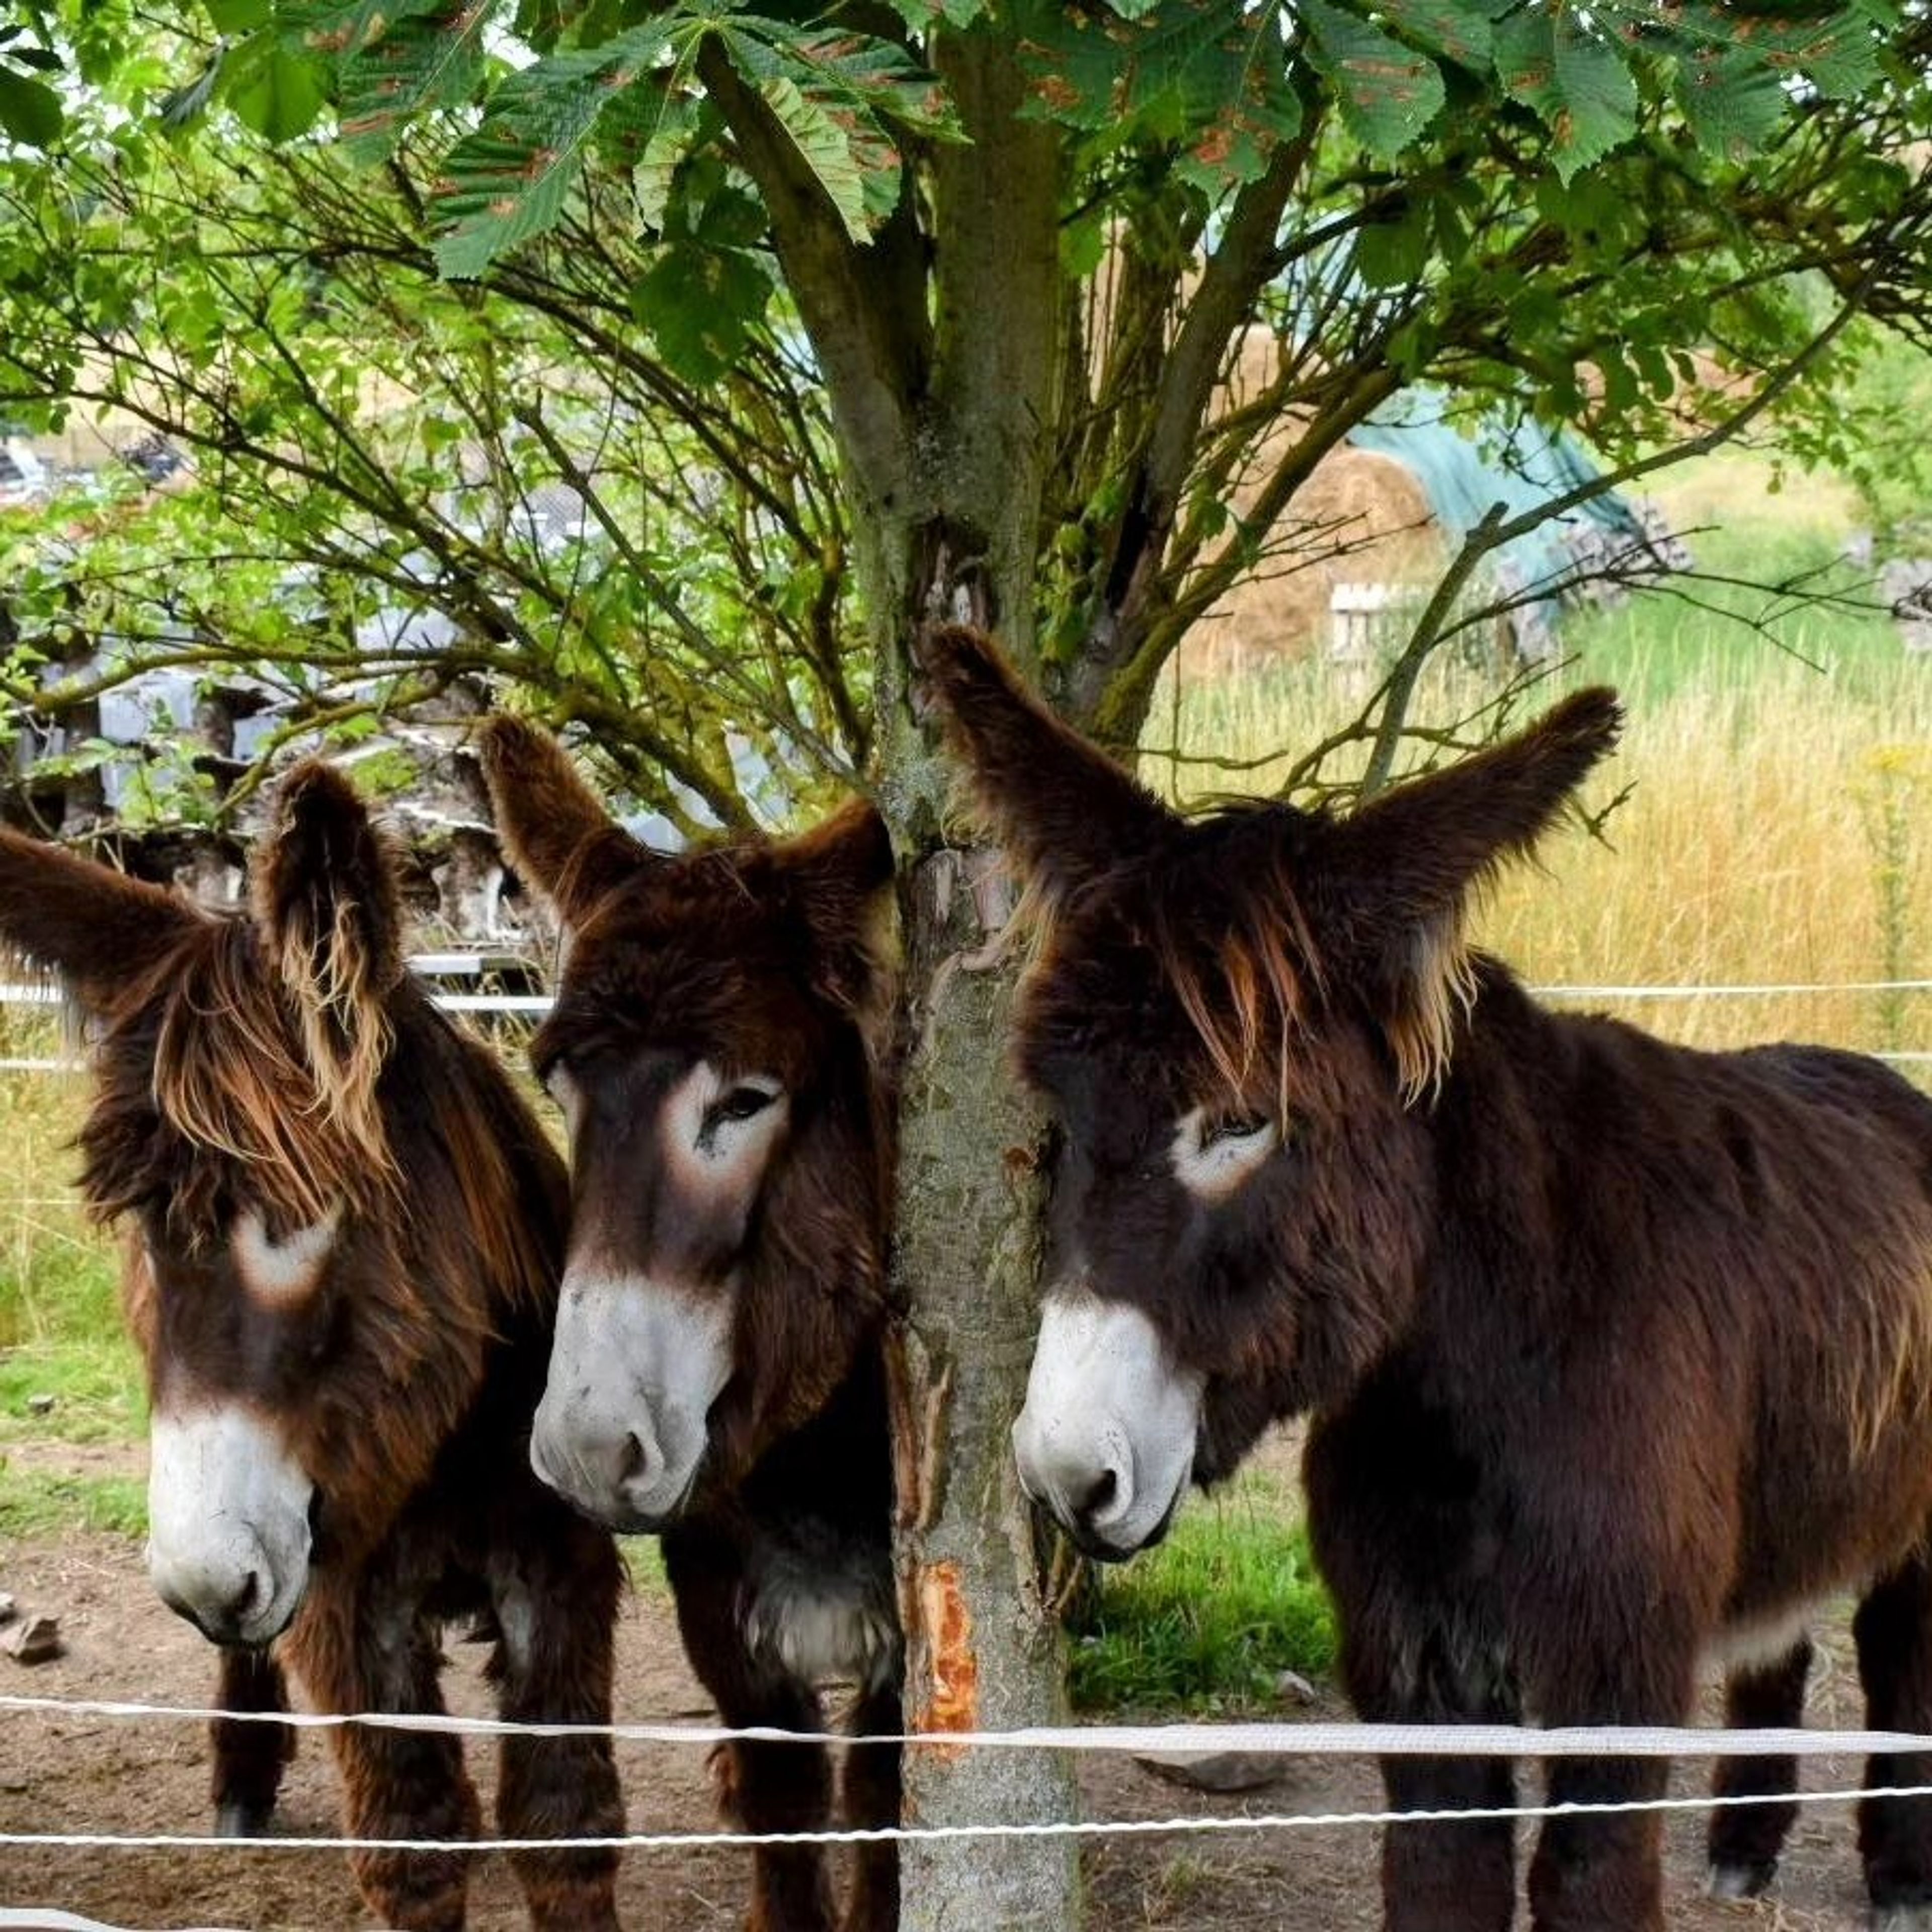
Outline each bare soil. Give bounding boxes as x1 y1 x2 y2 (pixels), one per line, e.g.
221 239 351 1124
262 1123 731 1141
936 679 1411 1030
0 1520 1879 1931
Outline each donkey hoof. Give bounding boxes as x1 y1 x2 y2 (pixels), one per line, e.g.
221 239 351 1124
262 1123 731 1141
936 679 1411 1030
1870 1908 1932 1932
214 1801 274 1839
1707 1860 1776 1901
1707 1860 1778 1900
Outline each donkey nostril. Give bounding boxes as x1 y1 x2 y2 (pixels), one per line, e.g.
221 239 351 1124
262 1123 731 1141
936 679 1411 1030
618 1432 651 1486
224 1570 263 1627
1075 1469 1118 1524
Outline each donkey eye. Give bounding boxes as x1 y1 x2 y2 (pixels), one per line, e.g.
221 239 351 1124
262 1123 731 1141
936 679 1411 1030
710 1083 779 1126
1199 1114 1271 1150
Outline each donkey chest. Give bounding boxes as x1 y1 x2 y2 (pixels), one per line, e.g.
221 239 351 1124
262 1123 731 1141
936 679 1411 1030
738 1523 900 1692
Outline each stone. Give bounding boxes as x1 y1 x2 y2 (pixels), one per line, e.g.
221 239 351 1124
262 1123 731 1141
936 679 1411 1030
0 1592 17 1626
1133 1749 1293 1795
1275 1669 1318 1705
25 1393 55 1416
2 1613 62 1665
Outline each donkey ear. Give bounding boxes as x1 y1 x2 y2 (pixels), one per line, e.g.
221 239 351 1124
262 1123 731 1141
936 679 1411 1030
476 716 649 929
917 625 1173 903
779 799 897 1021
253 761 405 1126
0 828 201 1010
1323 687 1623 1097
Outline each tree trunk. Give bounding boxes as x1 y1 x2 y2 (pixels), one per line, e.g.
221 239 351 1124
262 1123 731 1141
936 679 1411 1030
885 847 1081 1931
871 26 1081 1929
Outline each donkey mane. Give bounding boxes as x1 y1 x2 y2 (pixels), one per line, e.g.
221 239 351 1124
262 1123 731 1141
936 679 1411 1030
75 914 552 1327
73 916 391 1235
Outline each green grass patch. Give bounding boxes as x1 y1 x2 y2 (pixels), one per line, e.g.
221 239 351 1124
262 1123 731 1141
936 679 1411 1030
1068 1473 1336 1716
0 1331 146 1446
0 1457 146 1539
621 1536 670 1599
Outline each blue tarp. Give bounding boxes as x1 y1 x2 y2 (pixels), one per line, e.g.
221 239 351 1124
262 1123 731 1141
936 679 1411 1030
1344 388 1652 629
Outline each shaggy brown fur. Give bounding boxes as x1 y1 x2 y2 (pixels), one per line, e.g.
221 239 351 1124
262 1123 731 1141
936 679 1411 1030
0 769 624 1932
922 622 1932 1932
480 717 900 1932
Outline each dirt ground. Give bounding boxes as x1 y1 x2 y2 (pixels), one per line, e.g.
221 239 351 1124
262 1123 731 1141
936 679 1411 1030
0 1518 1886 1931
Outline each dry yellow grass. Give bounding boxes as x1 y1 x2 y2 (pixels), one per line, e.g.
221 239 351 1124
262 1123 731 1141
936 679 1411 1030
1149 631 1932 1072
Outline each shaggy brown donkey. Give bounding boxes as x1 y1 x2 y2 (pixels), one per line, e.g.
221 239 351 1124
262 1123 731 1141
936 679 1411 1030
0 768 624 1931
479 718 901 1932
922 622 1932 1932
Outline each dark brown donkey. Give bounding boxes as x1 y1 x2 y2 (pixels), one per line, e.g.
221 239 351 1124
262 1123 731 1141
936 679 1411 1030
0 768 624 1931
923 622 1932 1932
479 718 901 1932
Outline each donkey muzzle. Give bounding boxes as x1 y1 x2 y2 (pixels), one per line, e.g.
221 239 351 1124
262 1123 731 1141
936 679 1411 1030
1012 1290 1202 1560
146 1403 313 1645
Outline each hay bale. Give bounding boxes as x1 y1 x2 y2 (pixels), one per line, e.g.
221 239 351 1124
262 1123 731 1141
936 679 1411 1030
1180 440 1440 680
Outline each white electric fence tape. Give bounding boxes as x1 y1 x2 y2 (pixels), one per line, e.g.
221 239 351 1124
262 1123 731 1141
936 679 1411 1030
17 1691 1932 1761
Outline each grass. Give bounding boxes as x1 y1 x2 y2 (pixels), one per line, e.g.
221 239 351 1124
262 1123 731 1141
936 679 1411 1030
0 1013 145 1452
1068 1465 1336 1716
0 1456 147 1538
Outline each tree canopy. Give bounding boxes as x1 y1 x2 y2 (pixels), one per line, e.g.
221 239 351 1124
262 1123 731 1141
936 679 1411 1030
2 0 1926 826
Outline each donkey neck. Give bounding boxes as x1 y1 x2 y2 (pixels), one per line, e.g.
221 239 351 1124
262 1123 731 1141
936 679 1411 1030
732 1336 892 1543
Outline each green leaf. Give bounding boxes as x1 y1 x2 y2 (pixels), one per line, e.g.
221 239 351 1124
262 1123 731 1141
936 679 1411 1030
206 0 270 32
1302 0 1447 159
226 35 329 141
7 45 63 73
753 72 870 244
628 241 773 385
1013 0 1300 186
630 86 701 232
431 22 674 278
1496 10 1638 184
0 66 61 145
881 0 989 26
1355 206 1432 289
1375 0 1504 72
333 0 494 163
1675 43 1785 160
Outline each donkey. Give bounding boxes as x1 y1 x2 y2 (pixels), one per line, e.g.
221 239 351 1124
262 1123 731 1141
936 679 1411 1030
0 767 624 1931
479 718 902 1932
921 621 1932 1932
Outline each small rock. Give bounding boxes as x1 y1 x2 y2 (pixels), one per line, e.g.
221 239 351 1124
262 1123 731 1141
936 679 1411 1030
2 1613 63 1665
25 1393 55 1416
0 1592 17 1626
1275 1669 1318 1706
1134 1749 1292 1795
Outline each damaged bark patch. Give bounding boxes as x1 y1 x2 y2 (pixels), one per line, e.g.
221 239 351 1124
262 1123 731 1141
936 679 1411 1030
910 1560 979 1754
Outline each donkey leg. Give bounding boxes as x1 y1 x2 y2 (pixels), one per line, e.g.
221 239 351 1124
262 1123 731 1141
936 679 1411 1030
291 1589 481 1931
210 1644 296 1837
840 1676 903 1932
490 1513 625 1932
1524 1638 1694 1932
1855 1551 1932 1928
1358 1675 1518 1932
1307 1410 1516 1932
1706 1636 1812 1899
667 1526 836 1932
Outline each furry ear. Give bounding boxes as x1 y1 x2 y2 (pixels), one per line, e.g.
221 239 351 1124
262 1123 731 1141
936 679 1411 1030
0 828 201 1010
778 799 898 1026
917 624 1174 905
252 761 404 1140
1323 687 1623 1098
476 716 650 929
